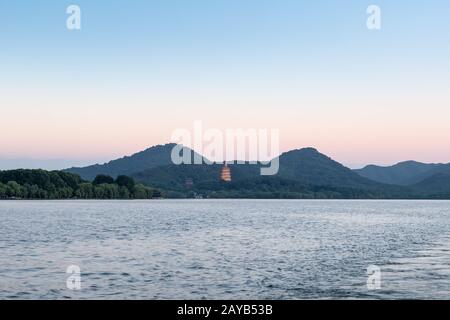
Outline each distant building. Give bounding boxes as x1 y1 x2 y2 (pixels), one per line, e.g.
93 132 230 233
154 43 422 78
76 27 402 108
220 163 232 182
185 178 194 188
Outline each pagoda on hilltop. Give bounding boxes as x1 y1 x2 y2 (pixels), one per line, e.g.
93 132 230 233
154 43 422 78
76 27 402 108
220 163 232 182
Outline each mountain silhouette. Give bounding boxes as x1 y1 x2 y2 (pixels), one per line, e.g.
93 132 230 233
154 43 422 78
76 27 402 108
355 161 450 185
65 143 450 198
66 144 204 180
411 173 450 198
276 148 377 188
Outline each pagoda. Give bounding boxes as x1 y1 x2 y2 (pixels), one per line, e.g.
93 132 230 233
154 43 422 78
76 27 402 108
220 163 232 182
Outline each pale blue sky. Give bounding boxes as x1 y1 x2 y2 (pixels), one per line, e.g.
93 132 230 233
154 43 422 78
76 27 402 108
1 1 450 169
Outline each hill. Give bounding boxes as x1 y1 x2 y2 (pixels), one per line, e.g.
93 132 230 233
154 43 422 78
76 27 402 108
411 173 450 198
130 147 413 198
355 161 450 185
132 147 380 189
65 144 203 180
276 148 378 188
63 143 450 199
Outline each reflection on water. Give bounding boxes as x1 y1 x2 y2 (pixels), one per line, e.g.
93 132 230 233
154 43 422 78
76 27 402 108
0 200 449 299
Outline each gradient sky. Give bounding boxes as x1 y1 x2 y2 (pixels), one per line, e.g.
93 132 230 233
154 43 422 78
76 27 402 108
1 0 450 169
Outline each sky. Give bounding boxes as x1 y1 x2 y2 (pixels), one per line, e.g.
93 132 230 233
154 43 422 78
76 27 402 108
1 0 450 169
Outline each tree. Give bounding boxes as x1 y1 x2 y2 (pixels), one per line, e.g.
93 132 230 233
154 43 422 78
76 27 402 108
26 184 41 199
103 184 120 199
75 183 94 199
56 186 73 199
152 189 162 198
119 186 130 199
94 184 106 198
0 182 7 198
115 175 135 192
6 181 23 198
0 170 163 200
93 174 114 185
134 184 151 199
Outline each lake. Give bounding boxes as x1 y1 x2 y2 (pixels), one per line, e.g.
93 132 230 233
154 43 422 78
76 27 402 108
0 200 449 299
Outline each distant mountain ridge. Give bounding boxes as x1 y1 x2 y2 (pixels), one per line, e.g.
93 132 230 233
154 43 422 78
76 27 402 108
131 147 381 191
354 161 450 185
65 143 450 199
68 144 380 188
412 172 450 196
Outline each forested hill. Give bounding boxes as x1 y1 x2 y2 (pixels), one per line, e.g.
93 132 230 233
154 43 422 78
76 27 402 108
354 161 450 185
65 143 204 180
64 144 450 199
4 145 450 200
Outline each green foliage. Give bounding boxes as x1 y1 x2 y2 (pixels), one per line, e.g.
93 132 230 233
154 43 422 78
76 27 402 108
5 145 449 200
133 184 150 199
0 169 159 200
74 183 94 199
130 148 427 199
0 183 7 199
93 174 114 185
119 186 130 199
115 175 135 192
152 189 162 198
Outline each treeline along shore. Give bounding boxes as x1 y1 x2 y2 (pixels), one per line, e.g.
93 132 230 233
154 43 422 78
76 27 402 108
0 169 161 200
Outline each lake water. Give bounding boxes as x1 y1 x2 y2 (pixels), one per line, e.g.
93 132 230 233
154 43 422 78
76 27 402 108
0 200 450 300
